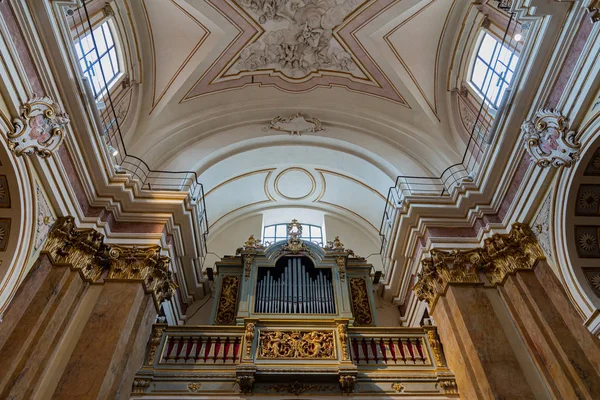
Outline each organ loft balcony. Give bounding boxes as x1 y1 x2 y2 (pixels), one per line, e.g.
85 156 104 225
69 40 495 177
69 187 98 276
132 220 457 398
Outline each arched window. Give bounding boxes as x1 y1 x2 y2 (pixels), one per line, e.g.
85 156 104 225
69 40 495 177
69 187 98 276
470 32 519 109
263 223 323 246
74 20 121 98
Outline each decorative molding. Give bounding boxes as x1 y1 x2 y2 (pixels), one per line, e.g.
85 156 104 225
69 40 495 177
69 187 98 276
0 218 10 251
214 276 240 325
43 217 176 309
263 113 323 136
423 324 445 366
187 382 202 392
522 109 581 168
339 373 356 394
8 96 70 157
244 253 255 280
587 0 600 23
34 181 55 250
236 374 255 394
336 256 346 282
244 322 255 360
145 325 166 365
532 190 553 261
583 268 600 297
132 378 151 394
337 322 349 361
438 379 459 395
414 223 545 309
392 382 405 393
349 277 374 326
0 175 10 208
258 330 336 359
264 382 336 396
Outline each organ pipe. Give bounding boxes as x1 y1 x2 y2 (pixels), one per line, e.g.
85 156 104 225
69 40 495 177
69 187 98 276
255 258 335 314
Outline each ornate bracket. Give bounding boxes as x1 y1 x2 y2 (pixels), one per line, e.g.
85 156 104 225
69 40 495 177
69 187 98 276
8 96 70 157
522 109 580 168
587 0 600 23
339 373 356 394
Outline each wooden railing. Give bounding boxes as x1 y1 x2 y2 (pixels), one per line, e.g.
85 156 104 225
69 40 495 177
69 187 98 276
135 323 455 397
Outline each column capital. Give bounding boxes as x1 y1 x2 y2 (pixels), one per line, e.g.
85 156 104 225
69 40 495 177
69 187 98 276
43 216 175 310
414 223 545 309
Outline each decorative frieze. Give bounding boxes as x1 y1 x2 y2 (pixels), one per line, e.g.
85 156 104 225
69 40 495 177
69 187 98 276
43 216 176 309
8 96 70 157
264 382 336 396
258 330 336 359
414 223 545 309
522 109 581 168
349 277 374 326
264 113 324 136
214 276 240 325
337 323 349 361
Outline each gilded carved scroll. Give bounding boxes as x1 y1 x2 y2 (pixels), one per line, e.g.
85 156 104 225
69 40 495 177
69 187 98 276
349 278 374 326
258 330 336 359
214 276 240 325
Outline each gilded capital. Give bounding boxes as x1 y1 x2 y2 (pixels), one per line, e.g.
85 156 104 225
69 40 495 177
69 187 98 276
43 216 176 310
414 223 545 309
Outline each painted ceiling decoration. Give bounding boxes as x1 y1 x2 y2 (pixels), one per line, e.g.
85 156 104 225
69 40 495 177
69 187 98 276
182 0 408 104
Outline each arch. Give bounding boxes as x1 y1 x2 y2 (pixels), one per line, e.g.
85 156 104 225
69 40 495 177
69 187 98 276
0 122 36 316
555 114 600 334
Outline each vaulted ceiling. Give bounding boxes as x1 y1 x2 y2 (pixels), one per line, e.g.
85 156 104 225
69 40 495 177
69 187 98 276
123 0 470 239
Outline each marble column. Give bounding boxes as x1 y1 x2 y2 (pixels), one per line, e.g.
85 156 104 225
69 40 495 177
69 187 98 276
0 217 175 400
52 282 156 400
500 261 600 399
0 256 89 399
433 284 537 399
414 223 600 399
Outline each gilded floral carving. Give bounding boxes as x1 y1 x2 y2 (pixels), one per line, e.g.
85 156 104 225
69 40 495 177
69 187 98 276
8 96 70 157
522 109 581 168
339 374 356 394
215 276 240 325
258 330 336 359
349 277 374 326
188 382 202 392
264 382 336 395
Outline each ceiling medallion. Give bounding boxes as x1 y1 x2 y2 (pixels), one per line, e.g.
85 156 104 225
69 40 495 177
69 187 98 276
231 0 364 79
264 113 323 136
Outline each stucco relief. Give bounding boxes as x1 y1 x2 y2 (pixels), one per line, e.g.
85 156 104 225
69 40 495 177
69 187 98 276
230 0 364 78
34 182 55 250
522 109 581 168
532 190 553 261
8 96 70 157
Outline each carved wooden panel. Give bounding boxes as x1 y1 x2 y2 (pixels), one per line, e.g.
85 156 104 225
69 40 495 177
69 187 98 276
349 277 374 326
215 276 240 325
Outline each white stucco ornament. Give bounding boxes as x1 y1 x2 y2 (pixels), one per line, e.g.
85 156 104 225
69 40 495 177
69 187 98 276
8 96 70 158
522 109 580 168
264 113 323 136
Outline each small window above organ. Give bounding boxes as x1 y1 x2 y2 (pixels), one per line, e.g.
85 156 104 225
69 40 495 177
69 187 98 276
263 222 323 246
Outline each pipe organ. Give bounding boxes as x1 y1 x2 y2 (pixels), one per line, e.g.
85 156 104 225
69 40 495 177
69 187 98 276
255 257 335 314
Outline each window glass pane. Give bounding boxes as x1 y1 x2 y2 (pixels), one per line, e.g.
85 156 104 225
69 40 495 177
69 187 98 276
100 55 114 79
264 226 275 237
311 226 321 237
478 34 497 63
509 55 519 70
103 24 114 47
471 60 488 90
